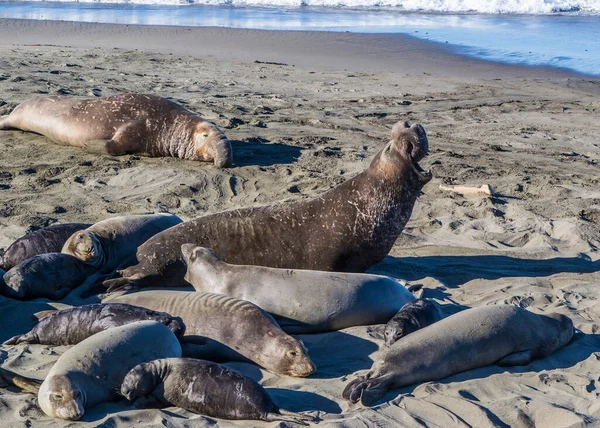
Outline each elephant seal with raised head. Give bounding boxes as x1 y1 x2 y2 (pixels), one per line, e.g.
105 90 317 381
0 94 233 167
383 298 443 347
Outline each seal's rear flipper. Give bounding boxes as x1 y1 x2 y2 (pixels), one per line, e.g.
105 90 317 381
0 367 42 394
496 350 534 366
102 277 137 293
342 374 387 406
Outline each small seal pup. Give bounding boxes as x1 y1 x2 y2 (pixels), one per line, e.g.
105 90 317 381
4 303 185 345
182 245 415 333
0 94 233 167
104 120 432 291
62 213 182 272
122 358 315 425
343 305 574 406
1 321 182 420
383 299 443 347
0 223 91 271
2 253 98 300
105 290 316 377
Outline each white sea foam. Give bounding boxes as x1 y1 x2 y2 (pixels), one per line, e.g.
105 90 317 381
13 0 600 14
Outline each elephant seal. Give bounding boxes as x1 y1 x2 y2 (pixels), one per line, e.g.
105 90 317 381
104 120 431 291
343 305 574 406
62 213 182 272
105 290 316 377
1 253 98 300
183 245 415 333
122 358 315 425
0 94 233 167
0 223 91 271
2 321 182 420
383 299 443 347
4 303 185 345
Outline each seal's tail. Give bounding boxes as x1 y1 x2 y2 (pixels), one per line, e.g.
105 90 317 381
265 409 317 426
342 374 387 406
0 367 43 394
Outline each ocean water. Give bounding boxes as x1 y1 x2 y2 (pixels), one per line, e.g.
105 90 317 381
0 1 599 76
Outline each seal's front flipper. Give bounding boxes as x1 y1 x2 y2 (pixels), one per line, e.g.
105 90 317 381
496 350 534 366
32 309 58 322
0 367 43 394
82 139 126 156
367 325 385 340
265 409 316 426
0 115 13 130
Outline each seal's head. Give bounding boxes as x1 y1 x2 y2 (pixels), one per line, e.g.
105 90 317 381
63 231 104 267
262 333 316 377
121 362 158 401
181 244 222 284
38 374 86 421
383 320 406 347
374 120 432 184
192 123 233 168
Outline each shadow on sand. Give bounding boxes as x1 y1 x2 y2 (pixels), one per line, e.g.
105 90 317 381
230 138 304 167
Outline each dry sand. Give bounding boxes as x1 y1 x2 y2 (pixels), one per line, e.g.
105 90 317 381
1 18 600 427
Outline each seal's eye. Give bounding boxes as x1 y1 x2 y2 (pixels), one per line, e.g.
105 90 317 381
288 351 298 358
52 393 63 401
77 234 83 240
202 133 209 138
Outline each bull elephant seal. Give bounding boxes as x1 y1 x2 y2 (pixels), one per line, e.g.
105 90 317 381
2 253 98 300
105 290 315 377
104 120 431 291
62 213 182 272
122 358 315 425
2 321 182 420
0 223 91 271
4 303 185 345
343 305 574 406
0 94 233 167
183 245 414 333
383 298 443 347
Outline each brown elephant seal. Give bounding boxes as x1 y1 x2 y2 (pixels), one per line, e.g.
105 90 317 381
0 94 233 167
62 213 182 272
104 120 431 291
183 245 415 334
343 305 574 406
1 253 98 300
2 321 182 420
383 298 443 347
104 290 316 377
0 223 91 271
4 303 185 345
122 358 315 425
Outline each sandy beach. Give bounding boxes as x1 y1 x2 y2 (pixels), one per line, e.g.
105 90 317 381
1 18 600 427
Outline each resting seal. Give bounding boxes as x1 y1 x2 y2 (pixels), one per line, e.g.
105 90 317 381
383 298 443 347
62 213 182 272
4 303 185 345
183 245 414 333
343 305 574 406
122 358 315 425
0 94 233 167
105 290 316 377
0 223 91 271
1 253 98 300
105 120 431 290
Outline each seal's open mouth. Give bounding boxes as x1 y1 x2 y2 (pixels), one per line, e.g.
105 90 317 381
412 158 432 183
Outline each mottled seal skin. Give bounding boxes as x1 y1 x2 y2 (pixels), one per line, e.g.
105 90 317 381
62 213 182 272
183 245 415 334
3 303 185 346
1 253 98 300
343 305 574 406
383 299 443 347
104 290 316 377
0 223 91 271
105 120 431 291
0 94 233 167
121 358 315 425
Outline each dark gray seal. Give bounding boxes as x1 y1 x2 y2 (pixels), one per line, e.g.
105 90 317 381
0 223 91 271
121 358 315 425
1 253 98 300
104 120 431 291
3 303 185 345
383 298 443 347
0 94 233 167
343 305 574 406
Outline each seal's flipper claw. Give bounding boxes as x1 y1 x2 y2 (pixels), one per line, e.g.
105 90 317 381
0 367 42 394
496 350 534 366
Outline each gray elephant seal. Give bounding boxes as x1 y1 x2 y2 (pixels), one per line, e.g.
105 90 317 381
62 213 182 272
2 253 98 300
0 223 91 271
122 358 315 425
4 303 185 345
183 245 415 334
104 120 431 291
105 290 316 377
0 94 233 167
383 299 443 347
343 305 574 406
